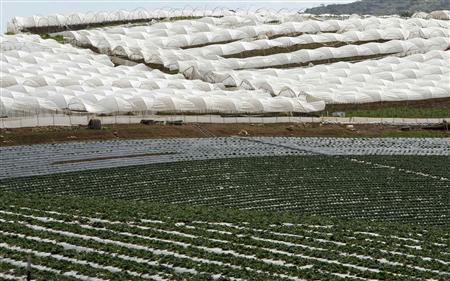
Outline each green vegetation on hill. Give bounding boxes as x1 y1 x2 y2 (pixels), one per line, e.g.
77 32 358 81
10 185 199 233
306 0 450 16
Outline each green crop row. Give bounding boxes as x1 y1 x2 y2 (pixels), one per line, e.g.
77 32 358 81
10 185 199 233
0 191 449 280
1 155 449 225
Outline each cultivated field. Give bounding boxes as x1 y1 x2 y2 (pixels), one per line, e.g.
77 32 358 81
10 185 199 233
1 154 449 225
1 191 449 281
1 136 449 280
1 5 450 281
2 137 449 178
2 9 450 119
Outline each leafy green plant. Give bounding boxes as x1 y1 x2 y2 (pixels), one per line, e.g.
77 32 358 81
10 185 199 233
1 155 449 225
0 190 449 280
39 34 65 44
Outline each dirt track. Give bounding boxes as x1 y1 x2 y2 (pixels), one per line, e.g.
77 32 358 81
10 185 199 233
1 123 449 146
323 97 450 112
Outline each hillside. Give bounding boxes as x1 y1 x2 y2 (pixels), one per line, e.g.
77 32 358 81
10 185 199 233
306 0 450 16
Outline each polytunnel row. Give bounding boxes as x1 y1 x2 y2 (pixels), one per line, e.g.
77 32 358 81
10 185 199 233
6 9 265 34
412 10 450 20
2 35 219 91
206 50 450 86
3 13 450 116
59 16 450 59
175 37 450 76
187 27 449 58
9 7 449 34
0 34 325 116
204 50 450 103
67 26 448 70
54 15 450 104
63 16 450 44
7 9 326 34
221 49 450 81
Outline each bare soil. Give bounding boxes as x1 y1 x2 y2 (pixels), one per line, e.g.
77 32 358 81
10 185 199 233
323 97 450 112
1 123 448 146
51 152 177 165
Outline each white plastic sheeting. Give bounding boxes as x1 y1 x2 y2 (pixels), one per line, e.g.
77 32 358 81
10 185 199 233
6 9 245 33
430 11 450 20
184 27 449 56
415 10 450 21
412 12 432 20
13 8 441 34
0 35 324 116
3 12 450 115
59 15 450 75
71 26 449 68
205 50 450 104
61 16 450 49
175 37 450 78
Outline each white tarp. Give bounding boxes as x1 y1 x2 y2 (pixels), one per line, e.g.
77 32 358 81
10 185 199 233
1 34 324 116
3 12 449 115
206 50 450 104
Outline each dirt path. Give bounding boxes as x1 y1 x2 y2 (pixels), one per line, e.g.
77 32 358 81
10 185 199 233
1 123 449 146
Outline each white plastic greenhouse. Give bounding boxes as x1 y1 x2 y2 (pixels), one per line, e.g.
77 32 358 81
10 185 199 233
1 34 325 116
2 10 450 117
